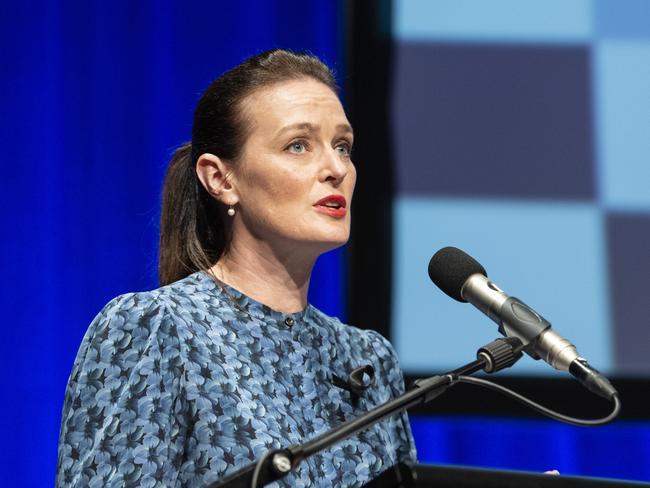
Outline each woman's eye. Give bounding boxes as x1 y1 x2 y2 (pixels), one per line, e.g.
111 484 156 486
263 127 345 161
336 143 352 157
287 141 306 154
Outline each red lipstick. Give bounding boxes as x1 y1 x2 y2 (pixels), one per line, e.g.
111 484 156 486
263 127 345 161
314 195 347 218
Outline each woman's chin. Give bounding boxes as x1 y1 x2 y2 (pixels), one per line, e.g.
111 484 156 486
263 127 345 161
307 233 350 254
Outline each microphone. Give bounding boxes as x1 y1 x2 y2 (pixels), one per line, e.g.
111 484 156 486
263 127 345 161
428 246 618 400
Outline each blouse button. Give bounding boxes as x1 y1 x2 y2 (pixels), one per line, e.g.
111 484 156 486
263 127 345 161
284 317 295 328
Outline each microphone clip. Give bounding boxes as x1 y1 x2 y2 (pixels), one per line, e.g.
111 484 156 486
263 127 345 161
332 364 375 406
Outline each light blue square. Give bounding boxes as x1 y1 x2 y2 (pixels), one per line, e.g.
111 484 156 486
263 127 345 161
393 0 593 43
392 198 612 376
594 41 650 210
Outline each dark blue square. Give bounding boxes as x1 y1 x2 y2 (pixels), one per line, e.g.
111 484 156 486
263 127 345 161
393 42 595 200
607 212 650 374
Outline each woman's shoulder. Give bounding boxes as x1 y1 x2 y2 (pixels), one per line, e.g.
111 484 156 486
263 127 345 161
69 272 224 389
94 271 224 323
78 271 228 361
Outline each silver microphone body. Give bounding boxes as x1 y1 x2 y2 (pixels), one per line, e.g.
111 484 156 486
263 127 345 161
462 273 580 372
460 273 616 399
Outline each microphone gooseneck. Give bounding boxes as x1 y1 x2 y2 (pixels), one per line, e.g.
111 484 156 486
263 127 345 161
428 246 618 400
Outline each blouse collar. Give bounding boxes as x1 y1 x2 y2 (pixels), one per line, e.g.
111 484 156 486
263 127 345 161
191 270 314 325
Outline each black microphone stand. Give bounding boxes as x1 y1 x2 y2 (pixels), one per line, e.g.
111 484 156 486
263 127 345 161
207 337 523 488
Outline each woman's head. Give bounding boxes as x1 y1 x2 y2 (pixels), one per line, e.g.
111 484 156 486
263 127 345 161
159 49 355 285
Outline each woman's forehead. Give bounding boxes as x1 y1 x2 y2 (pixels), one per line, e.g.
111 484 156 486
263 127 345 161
243 79 350 133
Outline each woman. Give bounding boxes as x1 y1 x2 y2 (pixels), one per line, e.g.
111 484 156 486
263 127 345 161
56 49 417 488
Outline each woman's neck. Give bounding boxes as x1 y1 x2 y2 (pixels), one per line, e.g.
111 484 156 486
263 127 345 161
210 238 315 314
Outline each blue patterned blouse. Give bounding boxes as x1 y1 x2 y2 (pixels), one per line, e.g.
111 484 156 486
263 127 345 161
56 271 417 487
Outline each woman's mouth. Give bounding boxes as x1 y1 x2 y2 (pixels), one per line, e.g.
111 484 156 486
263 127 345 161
314 195 347 218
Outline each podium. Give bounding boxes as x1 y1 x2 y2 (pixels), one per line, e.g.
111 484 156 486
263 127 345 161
368 463 650 488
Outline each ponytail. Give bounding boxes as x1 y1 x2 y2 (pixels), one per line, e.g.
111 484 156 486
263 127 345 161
158 143 228 285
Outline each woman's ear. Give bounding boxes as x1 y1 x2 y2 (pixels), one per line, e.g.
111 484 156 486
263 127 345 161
195 153 239 206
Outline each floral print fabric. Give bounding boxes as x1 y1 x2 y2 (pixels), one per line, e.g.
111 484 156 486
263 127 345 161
56 271 417 487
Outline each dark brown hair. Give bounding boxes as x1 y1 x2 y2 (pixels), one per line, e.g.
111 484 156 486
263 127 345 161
159 49 338 285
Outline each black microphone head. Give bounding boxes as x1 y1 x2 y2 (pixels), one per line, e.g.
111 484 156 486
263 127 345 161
428 246 487 302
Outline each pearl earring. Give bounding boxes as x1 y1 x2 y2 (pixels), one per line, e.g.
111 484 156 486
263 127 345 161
227 206 235 217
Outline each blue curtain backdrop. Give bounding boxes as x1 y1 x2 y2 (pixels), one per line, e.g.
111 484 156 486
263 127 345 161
1 1 649 487
0 1 344 486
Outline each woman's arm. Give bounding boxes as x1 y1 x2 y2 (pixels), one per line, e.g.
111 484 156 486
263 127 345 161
56 293 189 488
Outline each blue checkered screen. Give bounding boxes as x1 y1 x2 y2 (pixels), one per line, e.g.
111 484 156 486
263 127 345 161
391 0 650 376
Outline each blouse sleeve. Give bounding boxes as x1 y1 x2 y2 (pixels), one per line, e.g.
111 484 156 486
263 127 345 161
56 292 189 488
366 329 419 464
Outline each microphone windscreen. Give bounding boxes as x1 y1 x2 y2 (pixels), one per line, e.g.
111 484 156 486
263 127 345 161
428 246 487 302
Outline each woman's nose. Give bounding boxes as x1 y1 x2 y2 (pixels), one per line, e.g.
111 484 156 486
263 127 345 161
321 148 349 185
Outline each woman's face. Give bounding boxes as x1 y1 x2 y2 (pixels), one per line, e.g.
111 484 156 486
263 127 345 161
231 78 356 255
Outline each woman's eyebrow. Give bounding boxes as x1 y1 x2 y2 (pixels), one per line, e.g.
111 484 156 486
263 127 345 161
275 122 353 138
275 122 318 137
